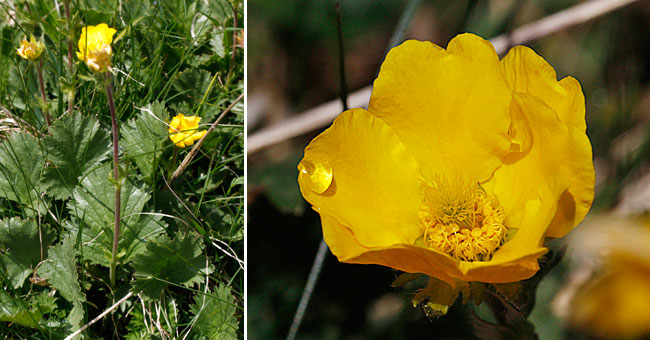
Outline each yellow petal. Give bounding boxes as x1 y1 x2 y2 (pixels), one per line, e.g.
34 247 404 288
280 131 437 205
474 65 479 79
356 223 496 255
368 34 512 182
319 212 460 286
169 115 182 133
484 92 594 239
501 46 586 132
170 132 187 147
501 47 593 237
192 129 207 141
298 108 424 247
182 116 201 130
77 23 117 72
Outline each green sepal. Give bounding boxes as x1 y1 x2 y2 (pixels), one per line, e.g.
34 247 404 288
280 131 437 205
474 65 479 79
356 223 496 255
412 277 463 317
391 272 422 287
59 76 75 97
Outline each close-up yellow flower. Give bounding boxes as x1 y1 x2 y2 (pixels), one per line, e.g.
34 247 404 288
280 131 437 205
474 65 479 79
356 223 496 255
76 23 117 72
16 34 44 61
553 216 650 339
168 113 207 148
297 33 595 287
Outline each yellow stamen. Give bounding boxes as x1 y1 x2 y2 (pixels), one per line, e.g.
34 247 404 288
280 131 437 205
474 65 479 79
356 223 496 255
421 176 507 262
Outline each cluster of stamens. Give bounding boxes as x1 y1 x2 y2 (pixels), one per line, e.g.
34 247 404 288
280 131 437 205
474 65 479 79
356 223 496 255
420 177 507 262
85 44 112 72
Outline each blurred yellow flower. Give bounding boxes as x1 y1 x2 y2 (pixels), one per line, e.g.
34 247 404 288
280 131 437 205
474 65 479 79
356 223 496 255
298 33 594 286
16 34 44 61
76 23 117 72
554 216 650 339
168 114 207 148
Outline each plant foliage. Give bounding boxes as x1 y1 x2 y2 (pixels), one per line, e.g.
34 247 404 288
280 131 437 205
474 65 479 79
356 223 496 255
0 0 243 338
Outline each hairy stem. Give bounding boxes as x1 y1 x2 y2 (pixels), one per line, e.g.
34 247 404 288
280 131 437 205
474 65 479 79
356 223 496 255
37 59 50 130
105 72 121 287
226 1 238 84
64 0 74 113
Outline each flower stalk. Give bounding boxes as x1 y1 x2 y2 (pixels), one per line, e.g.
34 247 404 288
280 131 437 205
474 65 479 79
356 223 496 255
105 72 121 288
64 0 74 113
74 22 118 284
36 59 51 130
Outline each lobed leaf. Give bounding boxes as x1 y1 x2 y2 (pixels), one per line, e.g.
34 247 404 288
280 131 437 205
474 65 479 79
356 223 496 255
189 284 238 340
0 132 47 215
120 101 169 182
0 218 55 289
0 291 42 329
36 235 85 331
172 68 214 105
66 163 165 267
42 111 111 199
68 163 150 236
132 232 210 300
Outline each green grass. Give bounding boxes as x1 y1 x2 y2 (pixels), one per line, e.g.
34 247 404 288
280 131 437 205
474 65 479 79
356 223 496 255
0 0 243 339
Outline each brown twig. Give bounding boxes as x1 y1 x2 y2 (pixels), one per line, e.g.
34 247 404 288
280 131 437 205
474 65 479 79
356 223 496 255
63 291 134 340
168 92 243 185
247 0 642 155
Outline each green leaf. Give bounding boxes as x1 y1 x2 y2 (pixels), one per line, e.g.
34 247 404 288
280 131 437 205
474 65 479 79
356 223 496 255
37 235 85 331
172 69 213 104
121 214 167 263
68 163 150 236
120 102 169 182
66 163 164 267
0 218 55 288
0 291 42 329
132 232 209 300
32 291 57 315
37 235 85 304
42 111 111 199
0 132 47 215
64 217 111 266
189 284 238 340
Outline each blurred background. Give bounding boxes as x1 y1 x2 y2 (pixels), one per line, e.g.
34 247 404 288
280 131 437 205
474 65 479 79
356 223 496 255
247 0 650 339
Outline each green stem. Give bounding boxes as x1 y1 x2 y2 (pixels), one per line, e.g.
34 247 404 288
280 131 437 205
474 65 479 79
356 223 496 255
105 72 121 288
37 59 50 130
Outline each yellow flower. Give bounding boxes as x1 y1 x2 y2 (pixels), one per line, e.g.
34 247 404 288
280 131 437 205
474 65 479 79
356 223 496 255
297 33 594 286
553 216 650 339
168 114 207 148
16 34 44 61
76 23 117 72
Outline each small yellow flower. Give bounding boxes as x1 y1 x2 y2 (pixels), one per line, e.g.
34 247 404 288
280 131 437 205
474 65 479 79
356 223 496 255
16 34 44 61
298 33 594 287
76 23 117 72
554 216 650 339
168 114 207 148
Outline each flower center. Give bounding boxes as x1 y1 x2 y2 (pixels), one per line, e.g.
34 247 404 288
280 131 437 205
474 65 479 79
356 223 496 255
420 176 507 262
86 44 112 72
